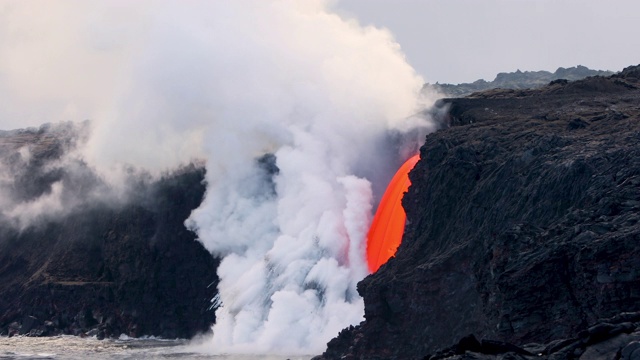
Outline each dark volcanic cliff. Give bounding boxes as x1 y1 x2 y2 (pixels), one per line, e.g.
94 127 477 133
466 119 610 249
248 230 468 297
323 65 640 359
0 124 218 339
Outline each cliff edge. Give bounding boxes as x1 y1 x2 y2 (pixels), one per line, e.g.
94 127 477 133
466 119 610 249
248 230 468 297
322 65 640 359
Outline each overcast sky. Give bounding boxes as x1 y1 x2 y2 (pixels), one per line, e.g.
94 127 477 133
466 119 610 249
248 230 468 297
335 0 640 84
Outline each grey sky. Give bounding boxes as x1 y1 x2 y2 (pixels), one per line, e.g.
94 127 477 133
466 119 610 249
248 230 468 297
335 0 640 84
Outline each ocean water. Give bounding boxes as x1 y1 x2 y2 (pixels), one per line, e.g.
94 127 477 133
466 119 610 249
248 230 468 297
0 336 312 360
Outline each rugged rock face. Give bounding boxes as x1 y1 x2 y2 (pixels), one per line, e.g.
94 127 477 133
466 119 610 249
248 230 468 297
0 124 218 339
425 65 614 97
322 65 640 359
426 313 640 360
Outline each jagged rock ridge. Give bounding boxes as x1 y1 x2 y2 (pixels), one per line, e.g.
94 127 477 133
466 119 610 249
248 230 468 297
321 65 640 359
425 65 614 97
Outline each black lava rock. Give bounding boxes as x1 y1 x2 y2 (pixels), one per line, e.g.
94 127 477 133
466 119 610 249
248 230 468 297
322 65 640 359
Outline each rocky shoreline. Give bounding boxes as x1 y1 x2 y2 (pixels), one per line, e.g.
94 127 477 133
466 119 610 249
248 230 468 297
2 65 639 360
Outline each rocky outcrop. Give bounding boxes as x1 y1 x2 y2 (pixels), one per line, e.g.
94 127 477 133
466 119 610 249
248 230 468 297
322 65 640 359
425 65 614 97
427 312 640 360
0 124 218 339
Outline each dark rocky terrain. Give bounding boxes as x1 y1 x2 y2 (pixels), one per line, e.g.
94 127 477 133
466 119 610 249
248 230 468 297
425 65 613 97
0 123 218 339
321 65 640 359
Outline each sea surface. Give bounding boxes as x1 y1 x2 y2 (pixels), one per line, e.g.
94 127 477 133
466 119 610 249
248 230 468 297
0 336 312 360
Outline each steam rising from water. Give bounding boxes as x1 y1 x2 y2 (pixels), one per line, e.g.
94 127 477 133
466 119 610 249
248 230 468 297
184 2 434 353
0 0 437 354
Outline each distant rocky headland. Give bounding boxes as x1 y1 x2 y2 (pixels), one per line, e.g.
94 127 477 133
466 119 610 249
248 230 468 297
425 65 614 97
0 124 218 339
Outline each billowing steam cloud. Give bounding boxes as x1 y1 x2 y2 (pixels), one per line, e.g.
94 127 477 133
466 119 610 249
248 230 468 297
0 0 437 354
184 1 434 353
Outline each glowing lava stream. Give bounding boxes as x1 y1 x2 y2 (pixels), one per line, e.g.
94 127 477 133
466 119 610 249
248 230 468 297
366 154 420 273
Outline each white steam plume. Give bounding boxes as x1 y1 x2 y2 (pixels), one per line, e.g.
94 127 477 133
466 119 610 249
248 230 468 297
185 1 431 354
0 0 437 354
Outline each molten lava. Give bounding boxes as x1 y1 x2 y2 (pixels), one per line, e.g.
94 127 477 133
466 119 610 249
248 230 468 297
366 154 420 273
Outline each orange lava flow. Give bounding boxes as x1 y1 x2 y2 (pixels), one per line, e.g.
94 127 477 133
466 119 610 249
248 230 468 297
366 154 420 273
